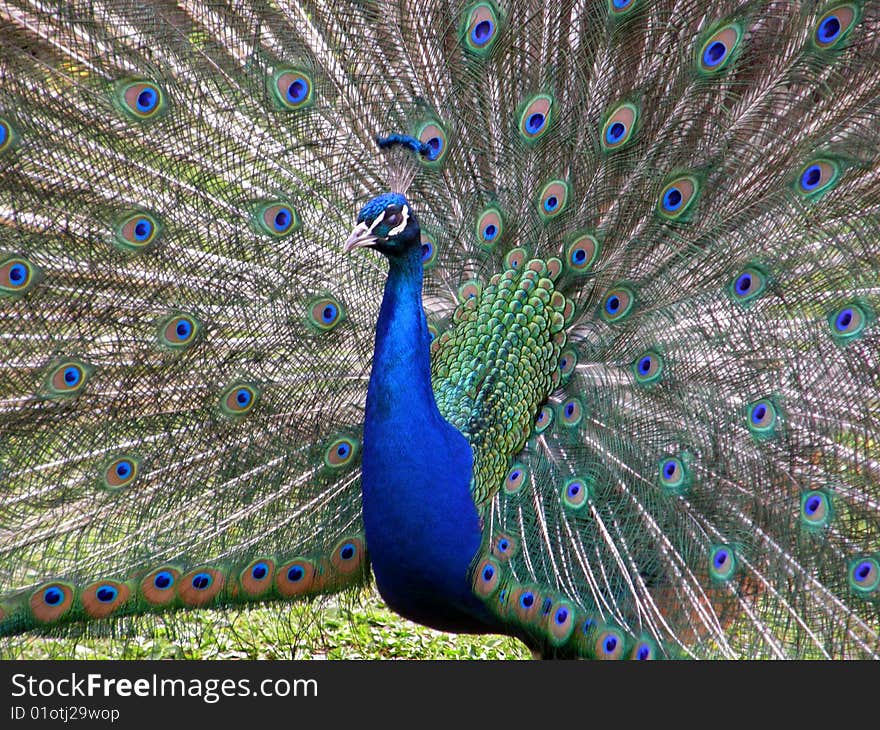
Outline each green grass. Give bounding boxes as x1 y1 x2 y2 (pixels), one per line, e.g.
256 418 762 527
4 589 531 660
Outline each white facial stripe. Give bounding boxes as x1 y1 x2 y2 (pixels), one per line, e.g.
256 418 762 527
387 205 409 237
367 211 385 234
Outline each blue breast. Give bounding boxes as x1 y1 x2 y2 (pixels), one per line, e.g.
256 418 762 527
360 247 497 633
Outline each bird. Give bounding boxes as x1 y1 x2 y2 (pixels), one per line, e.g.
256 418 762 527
0 0 878 661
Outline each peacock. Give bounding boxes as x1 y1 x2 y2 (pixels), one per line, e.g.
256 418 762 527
0 0 878 661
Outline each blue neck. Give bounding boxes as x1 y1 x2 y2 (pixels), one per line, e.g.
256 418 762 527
360 244 495 633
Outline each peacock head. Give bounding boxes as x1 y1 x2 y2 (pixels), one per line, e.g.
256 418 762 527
345 192 421 258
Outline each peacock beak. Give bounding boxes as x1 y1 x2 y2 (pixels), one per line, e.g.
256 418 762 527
344 222 378 253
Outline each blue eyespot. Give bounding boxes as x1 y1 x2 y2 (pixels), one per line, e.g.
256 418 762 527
115 461 132 479
191 572 212 590
482 564 495 582
606 295 620 314
251 562 269 580
339 542 356 561
9 263 26 284
713 549 729 570
605 121 626 145
235 388 251 407
424 135 443 160
286 79 308 105
336 442 350 460
662 187 683 212
322 303 338 325
752 404 767 424
421 240 434 262
604 636 618 653
554 607 569 625
472 19 494 46
154 571 174 590
63 367 81 386
526 113 545 135
96 585 118 603
287 565 305 582
273 207 292 232
801 164 822 191
175 319 192 340
702 40 727 68
735 273 752 294
136 87 159 114
520 591 535 608
133 218 153 242
817 15 841 44
637 645 650 660
0 121 7 147
44 587 64 605
612 0 634 8
544 195 559 212
483 224 498 241
709 545 737 581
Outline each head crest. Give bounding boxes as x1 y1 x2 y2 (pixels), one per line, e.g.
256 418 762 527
375 134 430 194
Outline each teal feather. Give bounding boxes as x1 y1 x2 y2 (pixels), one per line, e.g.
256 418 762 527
0 0 879 659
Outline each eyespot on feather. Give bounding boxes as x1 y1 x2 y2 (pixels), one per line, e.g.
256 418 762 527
658 454 691 495
518 94 554 142
329 535 366 579
307 295 346 332
416 121 448 164
218 383 260 417
709 545 737 582
491 533 518 560
114 80 167 121
558 348 577 382
253 202 300 237
594 626 627 660
747 398 780 438
633 350 664 385
800 490 832 529
534 405 554 434
538 180 570 220
458 279 483 303
276 558 320 597
472 557 502 598
0 117 17 154
796 159 840 198
561 476 590 511
657 175 699 219
179 567 225 607
848 556 880 597
270 68 314 110
30 582 75 623
545 257 563 281
45 360 92 398
101 455 140 491
114 211 161 251
630 637 658 660
565 233 600 274
140 566 181 606
324 435 359 469
421 232 439 268
81 580 130 619
476 207 504 249
729 265 768 305
503 463 529 495
601 102 639 151
698 24 743 73
609 0 638 15
463 2 502 55
545 598 576 646
600 285 635 323
0 256 40 297
158 313 200 349
505 247 527 271
558 398 583 427
813 5 859 50
828 302 869 342
239 559 275 597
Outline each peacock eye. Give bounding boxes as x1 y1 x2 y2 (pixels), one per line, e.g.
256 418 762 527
385 210 402 227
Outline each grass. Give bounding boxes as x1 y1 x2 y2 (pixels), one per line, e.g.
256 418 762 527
3 588 531 660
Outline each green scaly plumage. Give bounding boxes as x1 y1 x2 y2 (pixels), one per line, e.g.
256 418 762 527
0 0 878 659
